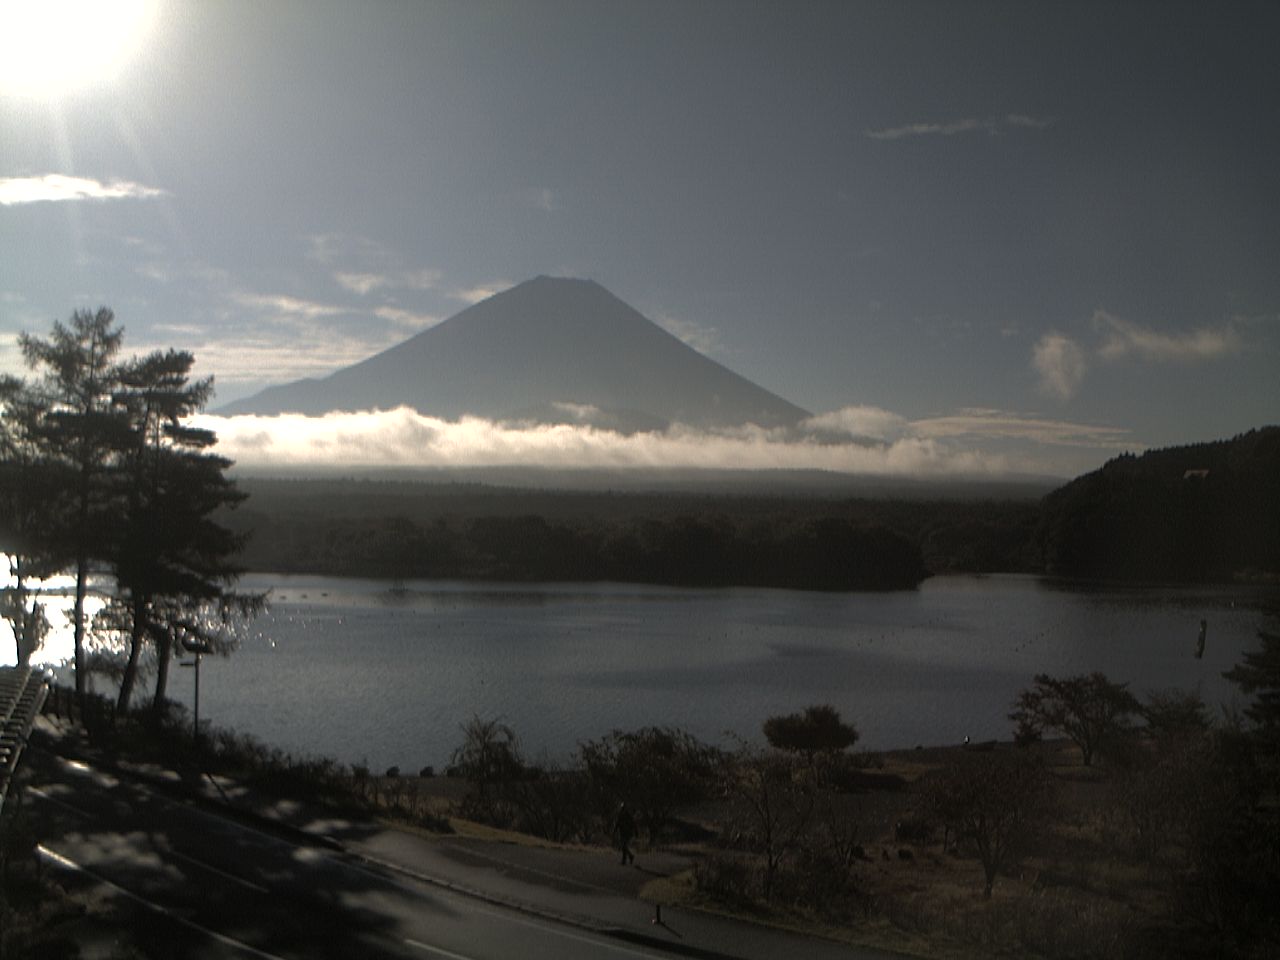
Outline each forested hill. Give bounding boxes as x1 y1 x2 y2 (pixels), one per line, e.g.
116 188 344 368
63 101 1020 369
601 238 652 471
222 481 1045 592
1038 427 1280 583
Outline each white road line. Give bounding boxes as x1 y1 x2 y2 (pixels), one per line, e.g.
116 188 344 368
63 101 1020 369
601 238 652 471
168 847 271 894
403 938 477 959
36 844 288 960
28 785 93 820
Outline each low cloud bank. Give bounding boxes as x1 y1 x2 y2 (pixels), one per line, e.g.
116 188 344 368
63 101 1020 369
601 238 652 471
196 405 1134 479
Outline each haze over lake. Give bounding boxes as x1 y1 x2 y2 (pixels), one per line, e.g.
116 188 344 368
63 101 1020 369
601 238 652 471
28 572 1274 773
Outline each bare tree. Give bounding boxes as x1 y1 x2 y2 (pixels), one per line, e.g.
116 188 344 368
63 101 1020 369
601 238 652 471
578 726 715 843
924 750 1048 898
723 742 816 901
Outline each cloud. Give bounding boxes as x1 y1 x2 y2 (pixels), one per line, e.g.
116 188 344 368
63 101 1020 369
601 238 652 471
449 282 509 305
195 405 1131 479
801 406 908 442
653 311 720 355
0 174 165 205
525 187 557 212
372 306 440 331
1032 333 1088 401
304 232 392 267
186 335 397 385
403 269 442 290
1027 311 1247 403
1093 310 1242 363
335 268 441 295
910 408 1132 450
1004 114 1054 130
230 292 347 322
197 408 999 475
0 332 21 370
334 272 391 295
866 114 1053 141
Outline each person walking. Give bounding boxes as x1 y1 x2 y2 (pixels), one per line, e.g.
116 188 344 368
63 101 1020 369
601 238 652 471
614 801 636 865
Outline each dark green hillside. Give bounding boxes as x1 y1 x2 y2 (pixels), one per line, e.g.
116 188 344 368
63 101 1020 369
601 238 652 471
1039 427 1280 582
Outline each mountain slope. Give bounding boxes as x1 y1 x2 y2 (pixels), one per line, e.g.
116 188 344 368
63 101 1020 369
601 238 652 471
218 277 810 430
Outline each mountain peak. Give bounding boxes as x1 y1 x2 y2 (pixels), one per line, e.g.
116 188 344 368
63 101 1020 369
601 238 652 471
218 278 810 430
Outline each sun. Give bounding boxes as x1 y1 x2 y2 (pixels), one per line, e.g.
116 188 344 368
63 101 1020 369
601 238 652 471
0 0 156 98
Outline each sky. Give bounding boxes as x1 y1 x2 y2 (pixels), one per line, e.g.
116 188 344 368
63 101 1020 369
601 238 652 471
2 0 1277 480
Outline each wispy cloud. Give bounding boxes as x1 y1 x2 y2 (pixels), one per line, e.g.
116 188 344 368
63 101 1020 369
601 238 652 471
1032 333 1088 401
334 272 391 295
189 339 389 385
304 232 392 267
403 269 442 291
1030 310 1246 401
449 282 509 305
0 332 21 370
910 408 1132 450
1004 114 1054 130
0 174 166 205
866 113 1053 141
372 306 441 331
653 311 720 355
526 187 557 212
1093 310 1242 363
231 292 348 322
335 267 442 296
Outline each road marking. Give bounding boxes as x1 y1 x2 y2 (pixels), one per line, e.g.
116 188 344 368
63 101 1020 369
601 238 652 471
168 847 271 894
404 938 477 959
37 844 288 960
28 785 93 820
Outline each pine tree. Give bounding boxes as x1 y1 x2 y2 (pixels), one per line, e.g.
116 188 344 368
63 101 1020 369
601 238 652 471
108 349 254 711
1223 629 1280 742
19 309 127 702
0 376 66 664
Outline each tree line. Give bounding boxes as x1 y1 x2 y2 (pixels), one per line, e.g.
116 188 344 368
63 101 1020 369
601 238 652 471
229 509 931 590
223 426 1280 587
1039 427 1280 582
224 481 1048 589
0 308 253 713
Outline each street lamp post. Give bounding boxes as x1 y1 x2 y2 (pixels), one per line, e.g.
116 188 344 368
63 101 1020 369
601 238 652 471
180 637 214 743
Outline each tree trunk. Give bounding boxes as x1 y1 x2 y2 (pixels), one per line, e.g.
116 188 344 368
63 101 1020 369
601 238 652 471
10 564 26 666
152 629 172 709
116 596 146 713
73 553 88 705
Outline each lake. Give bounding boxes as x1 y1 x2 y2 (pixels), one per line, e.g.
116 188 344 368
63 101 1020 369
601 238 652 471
17 571 1278 773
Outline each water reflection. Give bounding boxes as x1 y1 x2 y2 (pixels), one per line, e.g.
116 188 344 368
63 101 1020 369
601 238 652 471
8 556 1278 772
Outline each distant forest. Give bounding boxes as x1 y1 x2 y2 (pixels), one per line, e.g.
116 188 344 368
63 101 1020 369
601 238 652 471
1040 427 1280 583
222 427 1280 590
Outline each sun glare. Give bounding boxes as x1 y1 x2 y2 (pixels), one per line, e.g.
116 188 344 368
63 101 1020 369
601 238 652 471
0 0 156 98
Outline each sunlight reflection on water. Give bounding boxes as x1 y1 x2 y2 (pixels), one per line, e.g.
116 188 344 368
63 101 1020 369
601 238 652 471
7 558 1277 772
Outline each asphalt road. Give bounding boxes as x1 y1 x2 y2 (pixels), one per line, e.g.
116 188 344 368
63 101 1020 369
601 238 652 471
20 746 686 960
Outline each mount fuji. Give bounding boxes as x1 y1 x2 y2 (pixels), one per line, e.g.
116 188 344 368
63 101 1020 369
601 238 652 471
217 276 811 432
